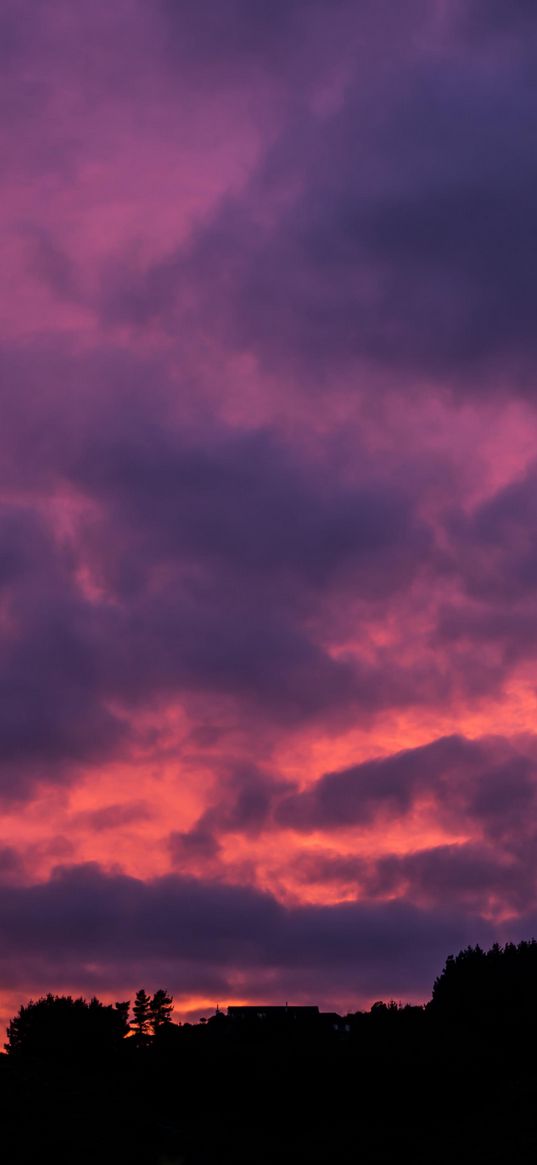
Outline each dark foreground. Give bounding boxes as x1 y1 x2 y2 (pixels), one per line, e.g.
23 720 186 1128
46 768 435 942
3 941 537 1163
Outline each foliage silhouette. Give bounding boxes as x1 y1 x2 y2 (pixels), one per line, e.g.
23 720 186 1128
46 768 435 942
430 939 537 1032
5 992 129 1061
132 987 153 1043
3 945 537 1162
150 988 174 1034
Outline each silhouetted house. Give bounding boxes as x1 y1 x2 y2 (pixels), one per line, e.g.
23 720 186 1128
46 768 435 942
319 1012 351 1034
227 1005 319 1025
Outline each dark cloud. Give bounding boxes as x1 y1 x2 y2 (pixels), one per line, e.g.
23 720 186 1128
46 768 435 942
103 2 537 394
169 826 222 865
27 229 82 304
156 0 411 95
171 736 537 890
369 842 535 915
433 464 537 671
463 0 537 36
0 501 125 799
434 602 537 686
448 465 537 603
0 846 26 886
160 0 335 71
238 66 537 384
68 413 432 601
291 840 535 915
276 734 537 840
73 803 153 832
0 338 449 806
196 765 293 837
169 765 295 867
7 1 537 399
276 735 480 830
0 861 497 1004
62 406 447 728
0 342 433 597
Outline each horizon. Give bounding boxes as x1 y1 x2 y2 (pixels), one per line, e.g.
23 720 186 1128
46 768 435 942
0 984 430 1042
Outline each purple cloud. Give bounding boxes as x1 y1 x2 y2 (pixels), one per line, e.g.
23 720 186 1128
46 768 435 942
276 734 537 843
0 861 498 1005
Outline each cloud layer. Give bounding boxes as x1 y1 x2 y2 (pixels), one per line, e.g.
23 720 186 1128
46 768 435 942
1 0 537 1024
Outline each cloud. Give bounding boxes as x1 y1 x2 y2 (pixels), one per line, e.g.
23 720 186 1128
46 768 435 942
67 409 433 600
0 500 126 799
369 842 536 914
7 1 537 396
168 765 295 869
276 734 537 841
0 337 447 805
0 861 498 1005
159 0 345 74
453 464 537 600
72 802 153 832
0 846 26 886
295 841 535 916
276 735 479 830
99 1 537 395
463 0 537 36
2 0 537 1015
433 463 537 672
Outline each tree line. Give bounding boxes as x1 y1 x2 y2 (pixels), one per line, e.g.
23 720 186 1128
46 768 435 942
5 986 173 1057
7 938 537 1058
4 940 537 1163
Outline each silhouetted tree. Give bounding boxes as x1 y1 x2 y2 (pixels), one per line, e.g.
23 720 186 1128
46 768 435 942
5 993 128 1061
114 999 131 1038
150 988 173 1033
132 988 152 1042
6 944 537 1165
429 939 537 1033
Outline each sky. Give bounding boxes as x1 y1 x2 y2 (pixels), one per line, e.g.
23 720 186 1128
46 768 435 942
2 0 537 1027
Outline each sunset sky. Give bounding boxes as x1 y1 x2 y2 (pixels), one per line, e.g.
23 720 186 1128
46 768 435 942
2 0 537 1028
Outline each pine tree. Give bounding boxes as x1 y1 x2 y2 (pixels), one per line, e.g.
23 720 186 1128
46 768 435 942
150 989 173 1034
114 1000 131 1039
132 989 152 1042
